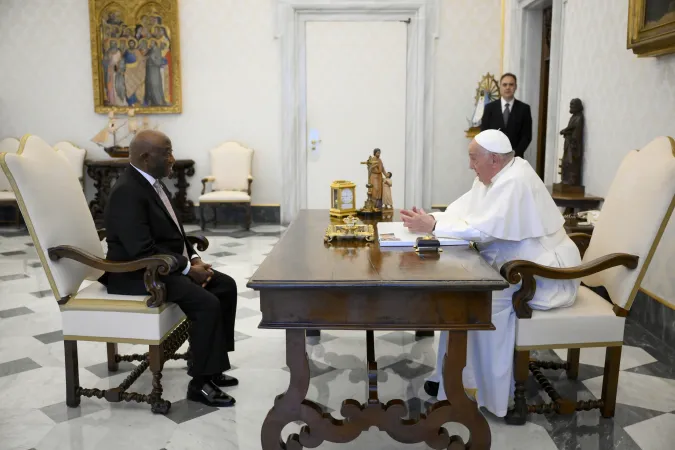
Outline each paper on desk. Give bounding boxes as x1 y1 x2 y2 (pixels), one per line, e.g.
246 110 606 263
377 222 470 247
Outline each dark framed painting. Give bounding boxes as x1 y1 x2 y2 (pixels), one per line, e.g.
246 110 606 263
88 0 182 114
628 0 675 57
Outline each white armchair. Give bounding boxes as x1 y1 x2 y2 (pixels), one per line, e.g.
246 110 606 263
198 141 254 230
501 136 675 425
54 141 87 184
0 134 212 414
0 137 20 224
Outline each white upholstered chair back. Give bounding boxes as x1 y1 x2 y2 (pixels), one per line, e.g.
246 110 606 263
209 142 253 191
54 141 87 181
0 135 104 301
581 136 675 309
0 137 20 191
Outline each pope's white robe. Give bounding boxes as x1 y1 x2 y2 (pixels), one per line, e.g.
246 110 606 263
425 157 581 417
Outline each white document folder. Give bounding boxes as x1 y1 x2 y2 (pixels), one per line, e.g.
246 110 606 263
377 222 470 247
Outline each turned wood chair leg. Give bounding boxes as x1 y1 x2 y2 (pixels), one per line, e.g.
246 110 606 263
600 345 622 418
64 340 81 408
566 348 580 380
200 205 206 230
107 343 119 372
245 203 252 230
212 205 218 228
505 349 530 425
148 344 171 414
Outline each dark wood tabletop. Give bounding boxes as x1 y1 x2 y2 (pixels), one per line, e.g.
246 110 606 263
248 209 508 291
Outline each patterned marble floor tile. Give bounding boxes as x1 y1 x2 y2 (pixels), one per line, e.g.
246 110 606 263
39 398 108 424
0 408 56 450
0 305 33 318
554 346 657 371
0 357 41 377
33 329 63 345
624 413 675 450
584 372 675 413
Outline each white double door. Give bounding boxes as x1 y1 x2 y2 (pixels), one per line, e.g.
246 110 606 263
305 20 408 210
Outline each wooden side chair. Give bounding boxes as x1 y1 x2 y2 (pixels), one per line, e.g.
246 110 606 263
54 141 87 185
198 141 254 230
0 137 21 224
0 134 209 414
501 135 675 425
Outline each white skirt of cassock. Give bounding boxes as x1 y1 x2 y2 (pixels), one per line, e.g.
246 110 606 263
426 292 516 418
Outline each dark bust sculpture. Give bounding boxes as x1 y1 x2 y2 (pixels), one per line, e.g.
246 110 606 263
559 98 584 187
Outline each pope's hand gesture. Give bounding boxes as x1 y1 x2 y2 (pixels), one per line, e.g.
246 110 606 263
400 207 436 234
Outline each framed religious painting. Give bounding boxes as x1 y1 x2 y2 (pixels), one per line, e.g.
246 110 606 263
88 0 182 114
628 0 675 57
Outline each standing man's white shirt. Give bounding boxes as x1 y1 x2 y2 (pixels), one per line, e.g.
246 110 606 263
424 137 581 417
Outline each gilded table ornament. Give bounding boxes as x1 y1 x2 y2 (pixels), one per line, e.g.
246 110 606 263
324 216 375 243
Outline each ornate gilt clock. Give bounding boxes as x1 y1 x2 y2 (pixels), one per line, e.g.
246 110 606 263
329 180 357 217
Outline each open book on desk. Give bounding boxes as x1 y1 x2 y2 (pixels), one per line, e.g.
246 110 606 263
377 222 470 247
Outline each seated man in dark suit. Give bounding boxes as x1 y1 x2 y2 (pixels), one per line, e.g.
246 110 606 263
480 73 532 158
102 130 238 407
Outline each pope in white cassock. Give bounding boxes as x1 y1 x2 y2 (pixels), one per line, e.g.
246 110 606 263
400 129 581 418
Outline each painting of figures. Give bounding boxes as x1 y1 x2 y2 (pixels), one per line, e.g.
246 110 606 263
89 0 181 113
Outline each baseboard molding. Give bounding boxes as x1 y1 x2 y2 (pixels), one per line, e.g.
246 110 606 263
195 204 280 225
631 289 675 353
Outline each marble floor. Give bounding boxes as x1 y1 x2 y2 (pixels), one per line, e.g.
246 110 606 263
0 223 674 450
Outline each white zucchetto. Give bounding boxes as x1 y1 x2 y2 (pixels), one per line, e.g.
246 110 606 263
474 129 513 154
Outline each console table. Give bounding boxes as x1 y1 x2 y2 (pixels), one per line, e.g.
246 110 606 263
547 186 603 215
85 159 196 225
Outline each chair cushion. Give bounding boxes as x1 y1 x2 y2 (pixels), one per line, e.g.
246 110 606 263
210 142 253 191
516 286 625 349
199 190 251 202
0 191 16 201
59 282 186 344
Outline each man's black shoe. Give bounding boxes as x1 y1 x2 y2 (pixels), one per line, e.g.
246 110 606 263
210 374 239 387
187 381 236 407
424 380 439 397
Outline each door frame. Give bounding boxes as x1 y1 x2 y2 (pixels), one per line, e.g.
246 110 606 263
276 0 439 224
503 0 566 186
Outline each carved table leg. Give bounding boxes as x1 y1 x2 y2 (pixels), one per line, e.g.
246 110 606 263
261 329 313 449
427 331 491 449
170 163 196 223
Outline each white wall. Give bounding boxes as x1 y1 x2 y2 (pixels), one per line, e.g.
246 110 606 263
432 0 503 205
0 0 502 209
557 0 675 306
0 0 282 204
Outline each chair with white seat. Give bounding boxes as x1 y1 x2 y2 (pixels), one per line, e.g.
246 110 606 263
501 135 675 425
198 141 254 230
54 141 87 184
0 134 210 414
0 137 21 224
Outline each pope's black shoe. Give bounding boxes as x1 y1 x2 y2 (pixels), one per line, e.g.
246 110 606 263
187 381 236 407
424 380 439 397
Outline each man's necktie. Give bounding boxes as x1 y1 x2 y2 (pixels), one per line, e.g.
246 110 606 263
153 180 189 259
503 103 510 127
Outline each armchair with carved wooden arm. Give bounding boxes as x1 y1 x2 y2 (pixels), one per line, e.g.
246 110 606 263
495 136 675 426
198 142 254 230
0 135 212 415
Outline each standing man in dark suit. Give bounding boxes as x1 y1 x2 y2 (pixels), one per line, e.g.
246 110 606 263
102 130 238 407
480 73 532 158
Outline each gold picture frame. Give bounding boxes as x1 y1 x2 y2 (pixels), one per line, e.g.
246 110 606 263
88 0 182 114
628 0 675 57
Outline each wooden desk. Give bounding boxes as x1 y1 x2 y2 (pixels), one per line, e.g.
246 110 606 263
85 159 196 225
248 210 509 449
547 186 603 215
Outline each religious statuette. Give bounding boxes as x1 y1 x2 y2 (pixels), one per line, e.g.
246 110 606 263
324 215 375 243
382 171 393 209
329 180 357 218
553 98 585 195
358 148 386 216
465 73 500 139
90 108 159 158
